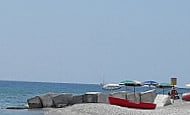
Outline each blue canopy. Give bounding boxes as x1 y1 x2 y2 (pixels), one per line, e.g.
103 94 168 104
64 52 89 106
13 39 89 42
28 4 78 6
143 80 158 86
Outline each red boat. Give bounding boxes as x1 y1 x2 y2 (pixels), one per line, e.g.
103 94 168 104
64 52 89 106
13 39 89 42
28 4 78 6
182 93 190 101
108 96 156 109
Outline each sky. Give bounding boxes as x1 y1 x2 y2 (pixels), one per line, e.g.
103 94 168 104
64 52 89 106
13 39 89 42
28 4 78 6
0 0 190 87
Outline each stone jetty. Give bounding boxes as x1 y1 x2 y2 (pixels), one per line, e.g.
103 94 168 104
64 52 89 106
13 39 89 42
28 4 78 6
27 92 110 108
27 89 171 109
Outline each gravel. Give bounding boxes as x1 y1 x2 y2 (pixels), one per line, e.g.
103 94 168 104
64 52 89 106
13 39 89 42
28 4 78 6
45 100 190 115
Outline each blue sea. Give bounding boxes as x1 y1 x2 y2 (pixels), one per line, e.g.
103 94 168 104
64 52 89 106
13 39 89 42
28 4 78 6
0 80 190 115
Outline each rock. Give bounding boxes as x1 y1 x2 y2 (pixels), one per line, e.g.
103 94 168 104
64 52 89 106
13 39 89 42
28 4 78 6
83 92 98 103
39 93 59 108
83 92 110 103
154 94 172 107
52 93 73 108
97 93 110 103
70 92 110 104
27 96 43 108
27 93 73 108
70 94 84 105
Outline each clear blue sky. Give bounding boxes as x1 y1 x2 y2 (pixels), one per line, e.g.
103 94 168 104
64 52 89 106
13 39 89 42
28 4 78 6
0 0 190 87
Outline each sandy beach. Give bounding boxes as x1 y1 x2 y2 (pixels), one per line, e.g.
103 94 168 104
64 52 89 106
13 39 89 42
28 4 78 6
45 100 190 115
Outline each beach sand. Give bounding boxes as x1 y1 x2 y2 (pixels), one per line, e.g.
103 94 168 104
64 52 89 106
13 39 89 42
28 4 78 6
45 100 190 115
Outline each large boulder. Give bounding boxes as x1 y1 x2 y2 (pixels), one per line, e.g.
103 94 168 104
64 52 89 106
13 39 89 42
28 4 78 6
97 93 110 103
27 96 43 108
52 93 73 108
154 94 172 107
83 92 98 103
71 92 110 104
70 94 84 105
140 89 156 103
39 93 59 108
27 93 73 108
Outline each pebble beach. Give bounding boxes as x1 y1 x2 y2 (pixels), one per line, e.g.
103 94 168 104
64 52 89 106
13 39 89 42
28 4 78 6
45 100 190 115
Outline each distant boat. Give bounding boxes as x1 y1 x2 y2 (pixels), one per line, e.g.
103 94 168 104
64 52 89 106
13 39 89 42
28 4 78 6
186 83 190 87
100 82 105 86
99 79 105 86
109 96 156 109
102 84 121 90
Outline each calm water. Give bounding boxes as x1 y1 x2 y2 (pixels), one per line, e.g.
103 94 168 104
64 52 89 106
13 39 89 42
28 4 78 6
0 80 104 115
0 80 190 115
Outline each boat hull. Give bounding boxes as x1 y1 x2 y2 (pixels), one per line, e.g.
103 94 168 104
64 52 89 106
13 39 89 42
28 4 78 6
109 96 156 109
182 93 190 101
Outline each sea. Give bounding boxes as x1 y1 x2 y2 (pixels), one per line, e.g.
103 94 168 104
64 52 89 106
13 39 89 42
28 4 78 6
0 80 190 115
